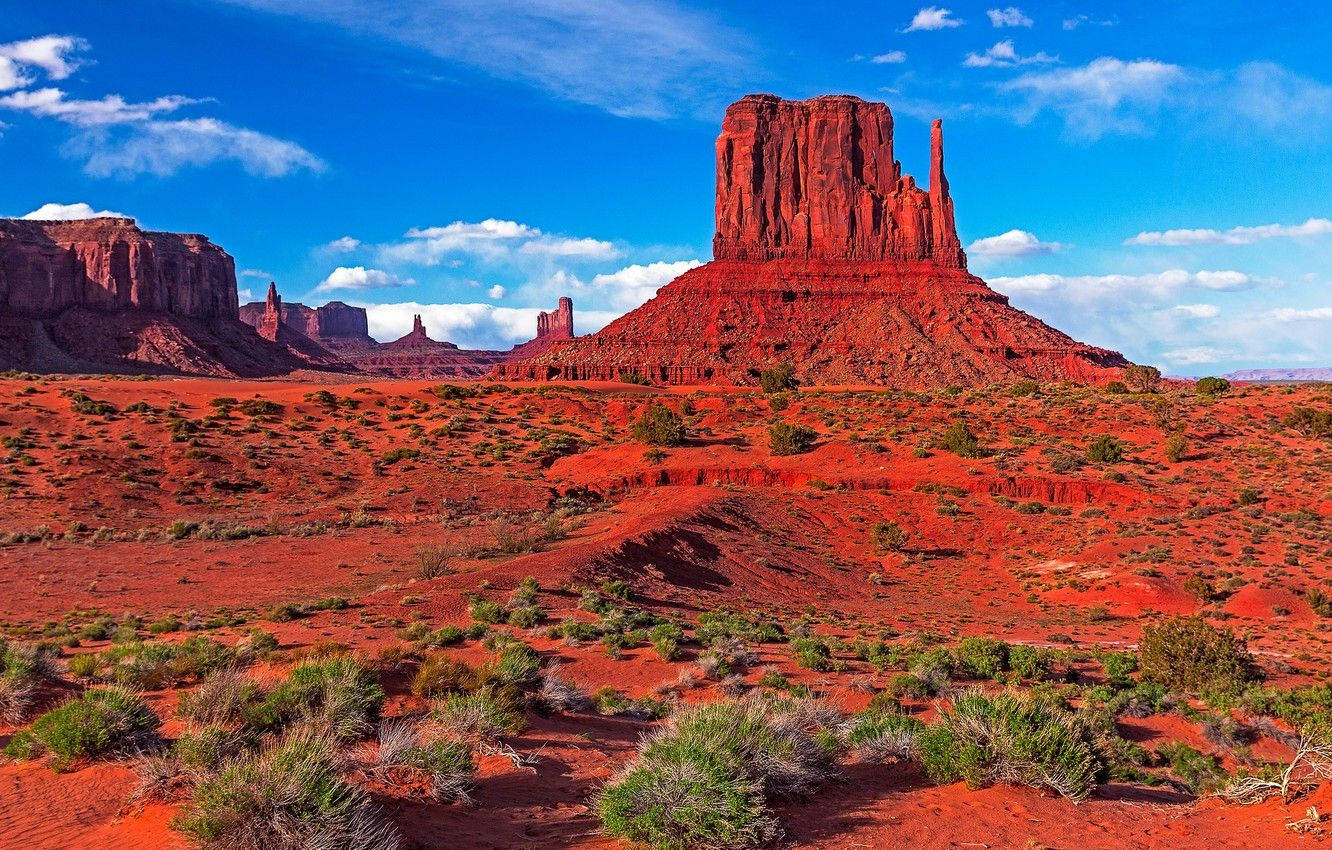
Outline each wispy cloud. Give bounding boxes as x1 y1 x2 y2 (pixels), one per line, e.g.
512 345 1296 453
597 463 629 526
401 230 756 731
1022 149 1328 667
0 87 200 126
871 51 907 65
1127 218 1332 246
316 266 413 292
213 0 748 119
380 218 619 266
990 269 1260 298
0 35 88 91
1062 14 1117 31
1173 303 1220 318
1000 57 1187 139
966 229 1059 258
19 201 126 220
75 118 326 178
903 7 964 32
1267 306 1332 322
963 40 1056 68
986 7 1032 28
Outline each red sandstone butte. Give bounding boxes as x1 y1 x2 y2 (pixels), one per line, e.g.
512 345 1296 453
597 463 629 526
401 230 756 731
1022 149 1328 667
0 217 304 376
496 94 1128 387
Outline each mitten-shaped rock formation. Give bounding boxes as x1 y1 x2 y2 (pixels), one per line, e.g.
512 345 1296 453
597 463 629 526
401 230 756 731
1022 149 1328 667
0 217 307 376
497 94 1127 387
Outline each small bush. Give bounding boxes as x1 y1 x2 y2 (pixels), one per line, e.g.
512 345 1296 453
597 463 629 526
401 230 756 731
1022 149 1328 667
177 724 399 849
1139 616 1256 696
870 520 909 552
848 711 924 761
411 655 479 699
955 637 1009 679
768 422 816 456
1163 430 1189 463
937 421 983 458
759 363 797 394
1284 407 1332 439
631 404 686 447
1105 380 1128 395
25 686 159 770
1086 434 1125 464
177 666 260 725
1195 377 1230 396
918 689 1100 800
374 720 474 803
245 656 384 739
1122 364 1162 393
433 691 524 739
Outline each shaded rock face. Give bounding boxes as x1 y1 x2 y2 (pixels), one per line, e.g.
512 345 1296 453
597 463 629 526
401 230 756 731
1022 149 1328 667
239 295 377 351
0 217 238 319
0 217 310 377
497 93 1128 387
713 95 964 267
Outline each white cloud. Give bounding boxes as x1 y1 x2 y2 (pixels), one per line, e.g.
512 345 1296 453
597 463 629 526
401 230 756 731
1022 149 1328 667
76 118 326 178
322 236 361 253
903 7 963 32
987 7 1032 27
0 35 88 81
361 300 618 349
0 87 199 126
964 40 1056 68
1000 57 1186 139
1127 217 1332 246
240 268 273 279
1227 62 1332 136
989 269 1258 300
1268 307 1332 322
316 266 414 292
237 288 254 302
382 218 619 266
487 284 506 299
588 260 701 309
966 229 1059 258
1062 14 1116 30
1173 303 1220 318
19 201 126 220
871 51 908 64
1161 346 1227 365
213 0 747 120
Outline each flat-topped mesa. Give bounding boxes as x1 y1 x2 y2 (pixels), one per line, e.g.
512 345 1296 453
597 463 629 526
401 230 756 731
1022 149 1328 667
0 216 238 319
713 94 965 268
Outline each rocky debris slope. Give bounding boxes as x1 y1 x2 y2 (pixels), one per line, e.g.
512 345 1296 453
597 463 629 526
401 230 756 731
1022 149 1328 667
497 94 1128 387
0 217 305 376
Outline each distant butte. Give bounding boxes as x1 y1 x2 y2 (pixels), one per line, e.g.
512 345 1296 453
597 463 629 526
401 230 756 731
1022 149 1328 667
497 94 1128 387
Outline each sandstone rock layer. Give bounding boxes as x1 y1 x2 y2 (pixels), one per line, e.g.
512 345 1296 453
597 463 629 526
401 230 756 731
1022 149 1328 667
497 94 1128 387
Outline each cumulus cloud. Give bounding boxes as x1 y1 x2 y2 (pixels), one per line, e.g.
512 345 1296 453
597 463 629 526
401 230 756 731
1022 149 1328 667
75 118 326 178
1173 303 1221 318
19 201 126 220
1267 306 1332 321
213 0 747 120
322 236 362 253
871 51 908 64
1000 57 1186 139
903 7 963 32
1126 217 1332 246
964 40 1056 68
0 35 88 91
989 269 1259 299
987 7 1032 27
381 218 619 266
966 229 1060 258
0 87 199 126
588 260 702 309
487 284 506 299
316 266 414 292
360 301 618 349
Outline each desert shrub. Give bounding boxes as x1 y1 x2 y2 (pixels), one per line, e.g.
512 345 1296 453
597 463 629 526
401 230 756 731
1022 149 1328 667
768 422 816 456
374 720 474 803
650 622 685 661
537 661 592 713
1099 651 1138 688
22 686 159 770
695 611 786 645
1086 434 1125 464
1122 364 1162 393
632 404 686 447
955 637 1009 679
870 520 909 552
411 655 479 699
1163 430 1189 463
433 691 524 739
1307 588 1332 618
102 636 235 690
1010 380 1040 397
244 656 384 739
469 598 506 625
791 637 832 672
1139 616 1256 696
1008 645 1063 682
177 666 260 725
1283 407 1332 438
759 362 797 394
492 641 541 688
1237 487 1260 507
1105 380 1128 395
917 689 1100 800
847 710 924 761
937 421 982 458
416 545 452 580
598 696 840 848
1195 377 1230 396
1157 741 1229 794
0 641 58 724
176 723 399 850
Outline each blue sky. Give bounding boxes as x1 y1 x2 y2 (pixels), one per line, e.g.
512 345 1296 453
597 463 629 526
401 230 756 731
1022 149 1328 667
2 1 1330 371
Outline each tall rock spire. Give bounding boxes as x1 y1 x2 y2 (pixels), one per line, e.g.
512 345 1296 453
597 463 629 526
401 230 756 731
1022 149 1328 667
929 119 966 269
258 282 282 341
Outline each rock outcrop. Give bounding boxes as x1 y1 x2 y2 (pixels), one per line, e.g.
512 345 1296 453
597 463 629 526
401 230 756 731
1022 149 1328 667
344 314 508 379
239 293 377 351
0 217 306 376
509 296 575 358
497 94 1128 387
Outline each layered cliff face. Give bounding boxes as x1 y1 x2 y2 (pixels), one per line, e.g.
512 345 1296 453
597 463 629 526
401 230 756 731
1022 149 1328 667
713 95 965 267
0 217 308 376
497 93 1128 387
239 291 378 351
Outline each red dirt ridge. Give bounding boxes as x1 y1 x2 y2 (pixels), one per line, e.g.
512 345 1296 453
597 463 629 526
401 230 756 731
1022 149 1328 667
496 94 1129 387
